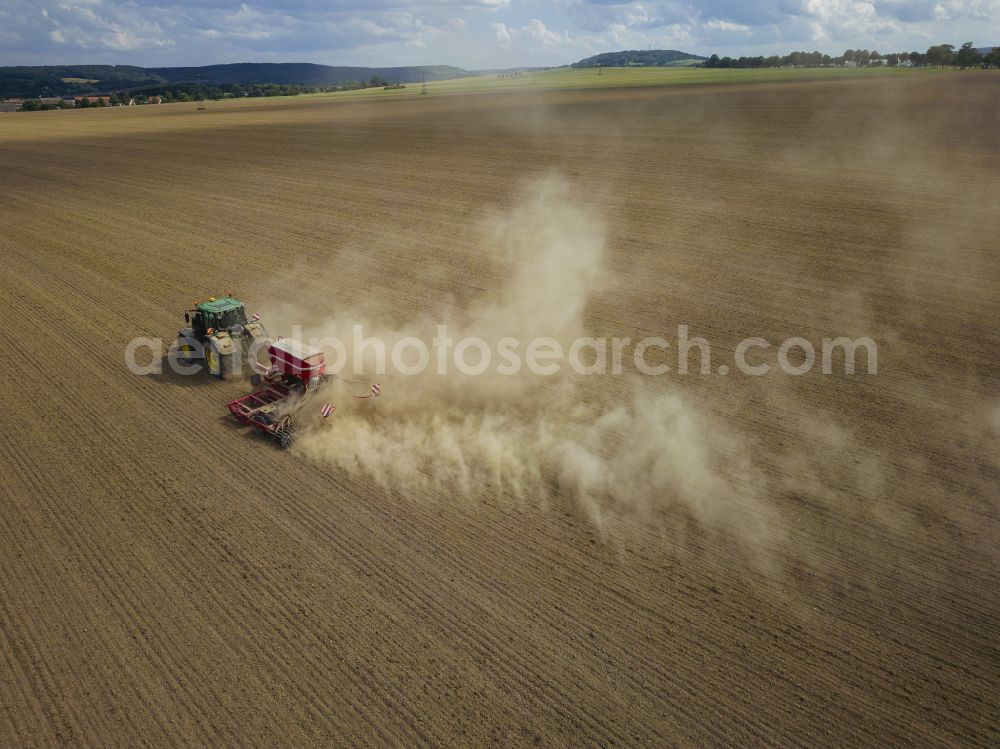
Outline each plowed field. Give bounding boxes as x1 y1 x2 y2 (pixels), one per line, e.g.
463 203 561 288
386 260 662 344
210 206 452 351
1 72 998 747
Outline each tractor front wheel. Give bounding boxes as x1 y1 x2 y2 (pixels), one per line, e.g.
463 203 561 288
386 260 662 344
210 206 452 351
177 341 195 367
205 343 222 378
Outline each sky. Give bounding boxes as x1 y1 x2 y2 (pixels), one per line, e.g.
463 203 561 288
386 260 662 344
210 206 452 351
0 0 997 69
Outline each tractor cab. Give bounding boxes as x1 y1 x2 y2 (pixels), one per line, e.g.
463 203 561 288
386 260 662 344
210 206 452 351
187 296 248 337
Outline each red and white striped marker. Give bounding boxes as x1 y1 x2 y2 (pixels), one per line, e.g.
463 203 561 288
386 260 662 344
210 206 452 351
354 383 382 400
321 404 334 418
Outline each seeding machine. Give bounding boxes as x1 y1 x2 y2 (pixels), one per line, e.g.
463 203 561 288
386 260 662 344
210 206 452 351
176 296 379 448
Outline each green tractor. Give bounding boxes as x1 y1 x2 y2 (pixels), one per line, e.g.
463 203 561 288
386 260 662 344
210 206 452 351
176 296 268 379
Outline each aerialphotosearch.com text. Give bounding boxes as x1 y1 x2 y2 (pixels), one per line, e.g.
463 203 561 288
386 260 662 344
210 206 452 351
127 324 878 377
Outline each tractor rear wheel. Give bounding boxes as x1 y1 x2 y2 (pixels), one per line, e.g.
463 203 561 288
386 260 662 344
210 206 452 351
220 351 239 380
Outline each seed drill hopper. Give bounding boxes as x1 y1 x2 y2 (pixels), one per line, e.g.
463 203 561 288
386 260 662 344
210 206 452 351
227 338 331 448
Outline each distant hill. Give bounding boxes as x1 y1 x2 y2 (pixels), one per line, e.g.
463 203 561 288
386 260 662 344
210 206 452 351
0 65 163 98
0 62 469 98
975 46 999 54
571 50 707 68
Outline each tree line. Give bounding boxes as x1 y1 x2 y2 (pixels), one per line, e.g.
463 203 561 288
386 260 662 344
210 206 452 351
127 78 397 101
139 77 398 100
704 42 999 69
13 76 405 111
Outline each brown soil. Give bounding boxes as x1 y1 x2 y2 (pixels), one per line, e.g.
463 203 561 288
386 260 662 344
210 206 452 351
0 74 998 747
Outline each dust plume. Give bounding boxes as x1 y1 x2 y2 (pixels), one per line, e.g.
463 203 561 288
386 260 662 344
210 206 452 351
281 174 775 548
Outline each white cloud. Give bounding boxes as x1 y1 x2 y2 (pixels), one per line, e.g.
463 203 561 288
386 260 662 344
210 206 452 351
491 20 512 43
705 19 751 32
37 1 173 52
801 0 903 37
525 18 571 47
491 18 573 49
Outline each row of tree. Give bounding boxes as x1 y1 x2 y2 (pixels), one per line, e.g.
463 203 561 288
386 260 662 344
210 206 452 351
136 76 397 101
13 75 404 110
19 99 65 110
705 43 1000 69
20 93 147 110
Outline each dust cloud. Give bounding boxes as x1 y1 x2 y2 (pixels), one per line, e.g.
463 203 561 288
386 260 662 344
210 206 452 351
279 174 775 548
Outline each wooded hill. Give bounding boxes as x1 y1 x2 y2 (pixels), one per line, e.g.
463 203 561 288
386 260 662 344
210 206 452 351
571 50 707 68
0 63 469 98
